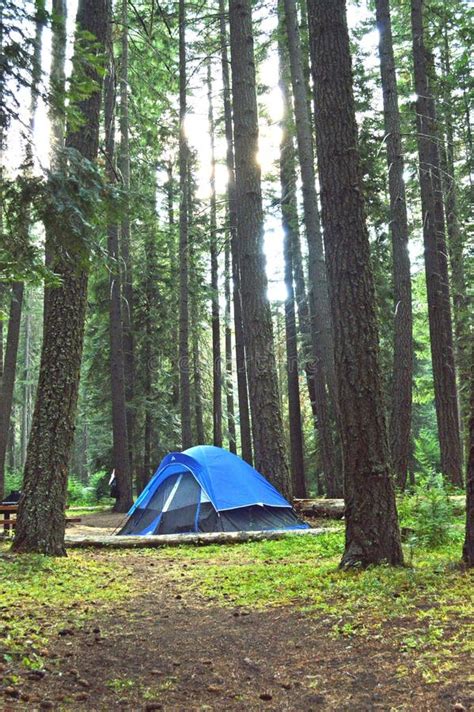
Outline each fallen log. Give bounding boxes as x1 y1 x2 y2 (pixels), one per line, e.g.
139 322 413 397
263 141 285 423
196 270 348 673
65 527 332 549
294 499 345 519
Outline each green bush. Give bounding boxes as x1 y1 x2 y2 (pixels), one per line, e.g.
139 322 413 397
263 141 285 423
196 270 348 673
4 471 23 495
89 470 112 501
398 473 453 549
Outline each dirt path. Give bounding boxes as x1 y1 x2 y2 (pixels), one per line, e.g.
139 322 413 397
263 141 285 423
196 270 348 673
2 551 471 711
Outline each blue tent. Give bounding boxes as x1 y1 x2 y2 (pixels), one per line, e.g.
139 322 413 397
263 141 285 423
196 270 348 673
118 445 308 535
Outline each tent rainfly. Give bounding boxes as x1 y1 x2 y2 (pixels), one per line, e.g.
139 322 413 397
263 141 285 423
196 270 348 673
118 445 308 535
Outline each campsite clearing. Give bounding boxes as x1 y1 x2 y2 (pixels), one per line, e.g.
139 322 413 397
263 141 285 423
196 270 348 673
1 520 473 711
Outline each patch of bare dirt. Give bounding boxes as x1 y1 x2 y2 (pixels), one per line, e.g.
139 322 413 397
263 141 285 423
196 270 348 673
1 552 472 711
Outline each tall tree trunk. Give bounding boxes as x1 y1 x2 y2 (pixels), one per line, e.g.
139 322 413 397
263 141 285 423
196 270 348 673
178 0 192 449
0 283 24 499
142 222 160 489
375 0 413 490
166 161 180 410
49 0 67 164
207 59 222 448
45 0 67 323
278 26 306 498
104 36 132 512
282 0 341 497
119 0 135 477
440 25 470 445
229 0 290 497
410 0 463 487
224 234 237 453
0 1 44 499
13 0 108 555
308 0 403 567
20 292 32 469
218 0 252 463
463 344 474 567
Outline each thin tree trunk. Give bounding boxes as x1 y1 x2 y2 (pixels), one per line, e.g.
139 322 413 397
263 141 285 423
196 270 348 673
45 0 67 323
440 25 470 444
142 223 160 489
178 0 192 449
166 161 180 409
13 0 108 555
207 59 222 448
375 0 413 490
282 0 341 497
410 0 463 487
229 0 290 497
119 0 135 477
308 0 403 567
218 0 252 463
463 343 474 567
278 26 306 498
104 37 132 512
0 1 44 499
0 283 24 499
224 234 237 453
20 291 32 469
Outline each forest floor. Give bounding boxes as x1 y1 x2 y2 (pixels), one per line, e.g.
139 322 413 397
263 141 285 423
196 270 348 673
0 514 473 711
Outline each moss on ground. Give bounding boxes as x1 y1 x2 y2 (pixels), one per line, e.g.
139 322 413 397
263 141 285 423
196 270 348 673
2 515 472 687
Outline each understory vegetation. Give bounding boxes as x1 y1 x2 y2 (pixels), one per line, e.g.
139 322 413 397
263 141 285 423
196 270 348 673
1 505 472 688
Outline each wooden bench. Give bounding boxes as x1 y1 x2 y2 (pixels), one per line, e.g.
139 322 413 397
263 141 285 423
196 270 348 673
0 504 81 533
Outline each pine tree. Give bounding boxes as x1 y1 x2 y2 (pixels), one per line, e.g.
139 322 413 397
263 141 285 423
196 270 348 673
375 0 413 489
410 0 463 487
308 0 403 566
229 0 290 497
13 0 108 555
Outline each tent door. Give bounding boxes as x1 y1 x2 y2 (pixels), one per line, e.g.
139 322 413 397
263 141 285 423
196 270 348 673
156 471 202 534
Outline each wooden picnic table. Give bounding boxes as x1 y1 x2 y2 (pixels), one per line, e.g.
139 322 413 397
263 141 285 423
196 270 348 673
0 503 81 533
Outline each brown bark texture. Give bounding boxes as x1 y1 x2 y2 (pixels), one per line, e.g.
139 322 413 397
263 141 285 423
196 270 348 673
308 0 403 567
462 344 474 567
229 0 290 497
104 44 132 512
219 0 253 464
375 0 413 490
283 0 342 497
278 29 306 498
12 0 108 556
410 0 463 487
0 283 24 500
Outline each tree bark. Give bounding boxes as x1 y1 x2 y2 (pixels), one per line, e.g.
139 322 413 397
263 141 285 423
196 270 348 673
119 0 135 478
375 0 413 490
0 1 44 498
463 344 474 567
12 0 108 555
0 283 24 499
308 0 403 567
207 59 222 448
282 0 341 497
104 36 132 513
20 290 32 469
178 0 192 450
440 25 470 447
218 0 252 464
229 0 290 498
278 27 306 498
410 0 463 487
224 234 237 453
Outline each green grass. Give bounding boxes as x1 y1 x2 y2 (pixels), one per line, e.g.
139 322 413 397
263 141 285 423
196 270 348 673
142 520 472 684
0 546 135 671
2 516 472 687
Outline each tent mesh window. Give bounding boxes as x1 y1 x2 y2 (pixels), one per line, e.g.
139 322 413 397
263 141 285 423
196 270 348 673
156 472 201 534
